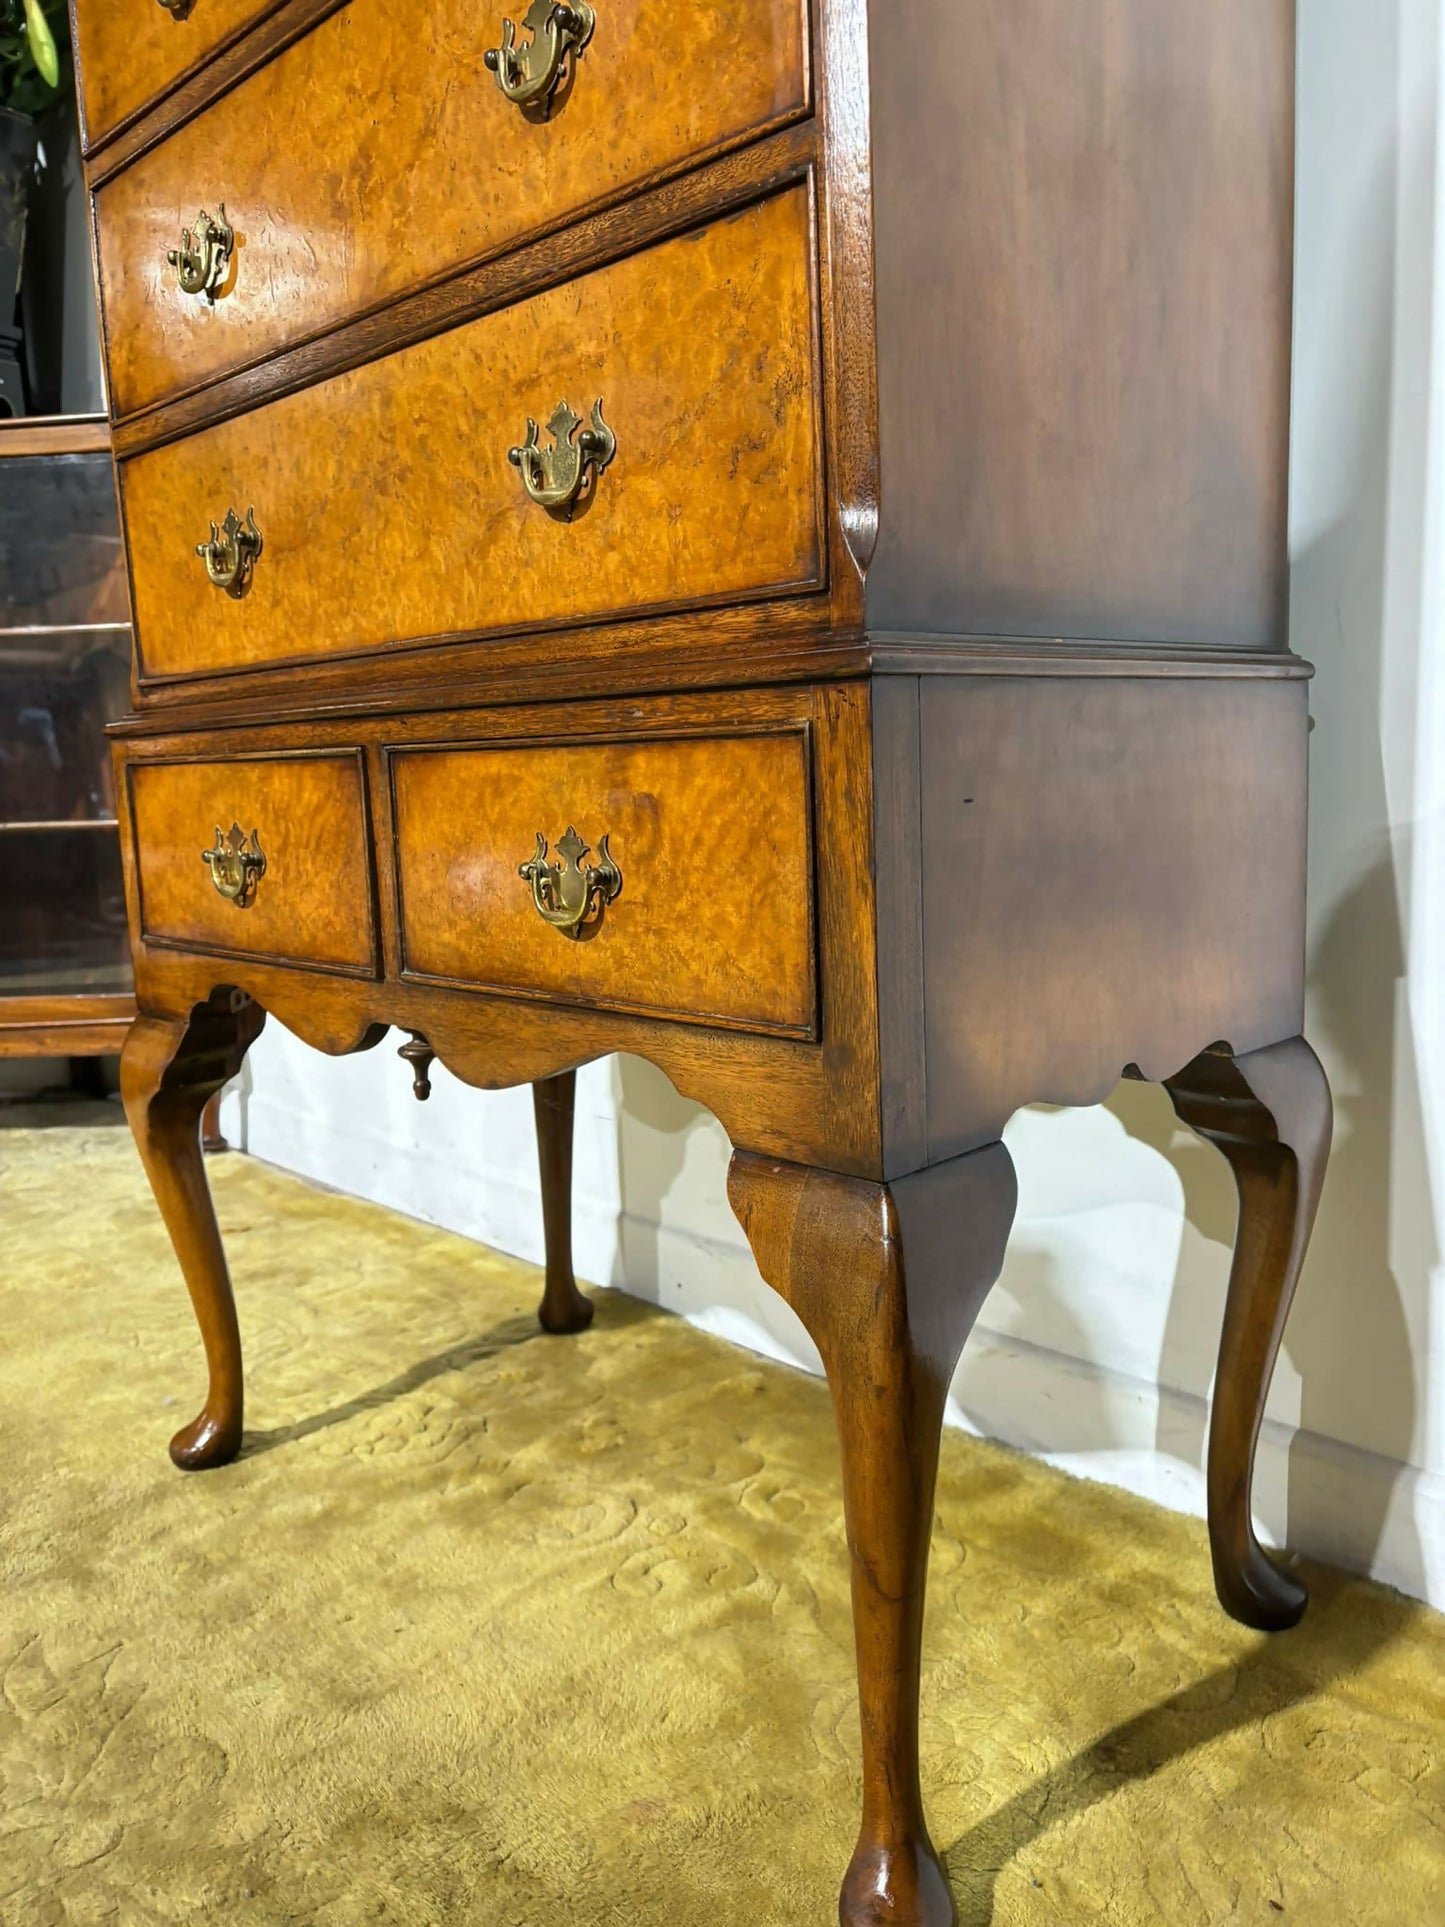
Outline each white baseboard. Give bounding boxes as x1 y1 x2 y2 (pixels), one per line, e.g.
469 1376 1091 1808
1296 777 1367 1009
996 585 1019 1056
235 1089 623 1286
621 1216 1445 1610
950 1328 1445 1609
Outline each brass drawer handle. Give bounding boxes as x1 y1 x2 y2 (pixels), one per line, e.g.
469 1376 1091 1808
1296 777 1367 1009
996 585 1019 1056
484 2 594 114
508 399 615 518
202 824 266 908
157 0 196 17
519 826 621 939
168 205 233 302
196 507 263 599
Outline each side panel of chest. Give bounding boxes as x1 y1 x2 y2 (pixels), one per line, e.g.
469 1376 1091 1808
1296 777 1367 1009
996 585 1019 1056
865 0 1297 650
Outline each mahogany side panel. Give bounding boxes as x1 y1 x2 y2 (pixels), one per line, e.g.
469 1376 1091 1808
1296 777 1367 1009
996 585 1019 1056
121 188 823 680
93 0 810 417
911 674 1309 1159
865 0 1296 648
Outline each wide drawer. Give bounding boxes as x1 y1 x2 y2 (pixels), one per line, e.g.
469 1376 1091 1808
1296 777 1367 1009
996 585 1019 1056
122 187 822 682
93 0 810 419
128 751 378 973
74 0 276 151
391 730 816 1035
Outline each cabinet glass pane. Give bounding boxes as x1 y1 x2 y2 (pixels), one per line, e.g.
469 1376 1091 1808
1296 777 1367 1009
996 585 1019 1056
0 453 130 629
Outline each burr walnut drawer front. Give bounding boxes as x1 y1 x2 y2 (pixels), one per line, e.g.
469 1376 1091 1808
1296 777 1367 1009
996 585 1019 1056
122 187 821 683
73 0 275 151
128 753 378 975
90 0 810 417
391 731 817 1036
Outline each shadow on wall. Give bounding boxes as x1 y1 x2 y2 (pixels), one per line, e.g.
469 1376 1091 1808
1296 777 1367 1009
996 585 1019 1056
610 1052 821 1371
957 0 1439 1600
600 0 1440 1603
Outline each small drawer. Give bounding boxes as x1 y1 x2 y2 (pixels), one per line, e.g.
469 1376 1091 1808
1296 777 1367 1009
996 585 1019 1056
391 730 816 1036
92 0 810 418
128 751 378 974
73 0 276 151
122 186 822 682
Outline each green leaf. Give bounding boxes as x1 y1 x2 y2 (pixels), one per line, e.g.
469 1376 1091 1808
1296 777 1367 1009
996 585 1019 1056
22 0 57 89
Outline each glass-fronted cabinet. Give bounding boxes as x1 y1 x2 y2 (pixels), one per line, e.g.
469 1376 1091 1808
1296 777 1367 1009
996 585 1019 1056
0 415 135 1058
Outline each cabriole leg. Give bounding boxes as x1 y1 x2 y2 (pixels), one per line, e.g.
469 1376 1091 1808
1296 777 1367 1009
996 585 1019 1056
119 990 266 1471
533 1070 593 1334
1166 1037 1332 1630
729 1143 1018 1927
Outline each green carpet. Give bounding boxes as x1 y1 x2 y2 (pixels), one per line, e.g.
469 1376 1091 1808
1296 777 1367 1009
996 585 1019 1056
2 1107 1442 1924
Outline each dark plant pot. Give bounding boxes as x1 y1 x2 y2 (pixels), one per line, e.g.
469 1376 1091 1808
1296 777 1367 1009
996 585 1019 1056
0 105 37 415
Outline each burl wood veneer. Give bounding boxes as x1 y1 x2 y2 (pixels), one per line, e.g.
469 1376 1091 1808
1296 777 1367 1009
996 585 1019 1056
93 0 809 417
122 189 822 679
75 2 1329 1922
392 731 817 1034
74 0 277 151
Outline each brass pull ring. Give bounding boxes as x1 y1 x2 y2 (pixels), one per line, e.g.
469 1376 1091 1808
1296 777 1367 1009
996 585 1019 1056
484 1 594 114
168 204 233 302
196 507 263 599
508 399 615 518
519 826 621 939
157 0 196 17
202 824 266 908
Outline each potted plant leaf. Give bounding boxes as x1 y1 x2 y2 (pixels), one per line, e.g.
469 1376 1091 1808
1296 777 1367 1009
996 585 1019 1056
0 0 71 414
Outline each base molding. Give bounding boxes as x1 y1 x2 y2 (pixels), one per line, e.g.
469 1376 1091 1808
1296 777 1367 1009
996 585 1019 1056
950 1327 1445 1611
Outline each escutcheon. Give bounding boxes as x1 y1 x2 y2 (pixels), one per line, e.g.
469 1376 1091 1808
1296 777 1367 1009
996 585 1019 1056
168 205 234 302
519 826 622 939
508 399 615 518
196 506 263 599
202 824 266 908
484 1 595 114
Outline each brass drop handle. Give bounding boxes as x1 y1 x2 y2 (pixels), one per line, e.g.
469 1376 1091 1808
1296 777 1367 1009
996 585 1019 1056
157 0 196 17
508 399 615 518
168 204 233 302
196 507 263 599
202 824 266 908
519 826 621 939
484 1 595 114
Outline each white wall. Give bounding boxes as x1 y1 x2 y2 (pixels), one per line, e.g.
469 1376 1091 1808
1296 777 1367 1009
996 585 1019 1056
222 0 1445 1609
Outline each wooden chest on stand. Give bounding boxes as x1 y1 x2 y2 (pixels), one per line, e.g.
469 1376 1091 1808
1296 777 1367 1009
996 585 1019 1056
70 4 1327 1921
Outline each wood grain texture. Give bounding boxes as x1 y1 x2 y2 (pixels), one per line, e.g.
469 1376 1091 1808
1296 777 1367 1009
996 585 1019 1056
0 993 136 1058
914 676 1309 1157
1166 1038 1332 1632
870 674 926 1176
532 1070 594 1335
815 0 878 589
113 682 883 1176
106 126 817 464
128 751 378 973
92 0 809 418
865 0 1296 648
121 188 823 680
393 731 815 1036
118 987 266 1468
0 415 112 459
729 1143 1019 1927
72 0 281 151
